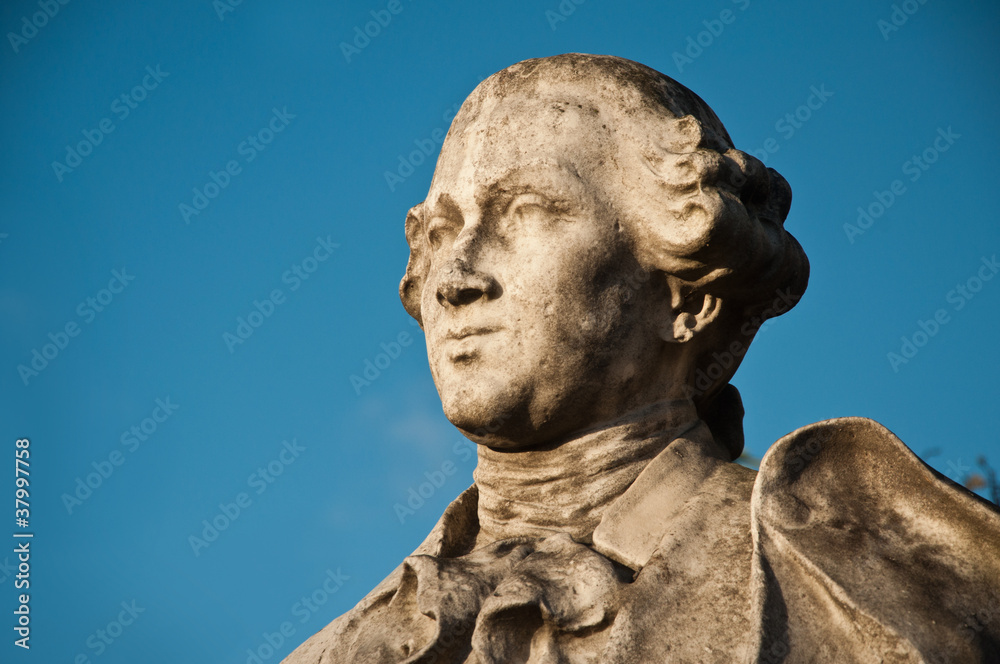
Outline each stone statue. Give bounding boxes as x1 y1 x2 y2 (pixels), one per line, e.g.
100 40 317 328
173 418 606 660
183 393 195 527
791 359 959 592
284 54 1000 663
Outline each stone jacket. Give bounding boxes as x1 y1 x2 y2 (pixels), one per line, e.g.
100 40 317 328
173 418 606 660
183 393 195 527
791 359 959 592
283 417 1000 663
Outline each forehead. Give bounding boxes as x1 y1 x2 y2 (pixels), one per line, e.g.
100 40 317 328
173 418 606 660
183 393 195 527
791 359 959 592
427 89 622 205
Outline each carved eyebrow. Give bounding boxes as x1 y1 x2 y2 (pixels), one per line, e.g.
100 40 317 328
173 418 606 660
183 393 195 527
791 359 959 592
477 161 588 211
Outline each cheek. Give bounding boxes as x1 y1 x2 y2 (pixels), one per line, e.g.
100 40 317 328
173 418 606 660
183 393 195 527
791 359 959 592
549 251 638 327
576 283 636 345
521 282 635 359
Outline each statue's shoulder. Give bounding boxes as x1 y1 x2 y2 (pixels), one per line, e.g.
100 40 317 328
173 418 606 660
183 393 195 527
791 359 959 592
750 416 1000 662
754 415 998 517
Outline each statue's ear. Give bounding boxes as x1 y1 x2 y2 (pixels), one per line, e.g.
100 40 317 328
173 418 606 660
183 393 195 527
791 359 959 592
659 276 722 343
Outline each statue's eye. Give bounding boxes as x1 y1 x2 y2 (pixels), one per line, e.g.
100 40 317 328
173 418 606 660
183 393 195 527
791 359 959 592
512 203 549 220
427 216 458 249
509 194 569 223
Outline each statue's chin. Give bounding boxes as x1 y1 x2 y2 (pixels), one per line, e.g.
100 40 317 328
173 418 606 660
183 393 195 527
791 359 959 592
439 394 541 450
445 401 583 452
459 428 534 451
435 367 595 450
437 371 521 430
441 398 515 443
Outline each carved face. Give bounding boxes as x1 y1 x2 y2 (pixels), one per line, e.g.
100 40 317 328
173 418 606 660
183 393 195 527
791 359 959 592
419 97 674 449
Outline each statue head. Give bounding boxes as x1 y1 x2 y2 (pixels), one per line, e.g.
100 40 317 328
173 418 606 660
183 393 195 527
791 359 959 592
399 53 809 455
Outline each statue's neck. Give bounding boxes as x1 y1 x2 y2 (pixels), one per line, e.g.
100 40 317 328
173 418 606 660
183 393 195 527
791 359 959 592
473 399 700 544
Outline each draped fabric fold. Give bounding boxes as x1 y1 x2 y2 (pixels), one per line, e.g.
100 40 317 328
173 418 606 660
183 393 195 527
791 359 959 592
344 533 631 663
283 416 1000 664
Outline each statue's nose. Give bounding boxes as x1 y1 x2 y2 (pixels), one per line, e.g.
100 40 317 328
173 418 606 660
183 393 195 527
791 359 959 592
436 261 500 307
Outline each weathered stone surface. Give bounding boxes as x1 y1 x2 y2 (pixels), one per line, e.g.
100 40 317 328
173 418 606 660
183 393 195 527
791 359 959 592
284 54 1000 663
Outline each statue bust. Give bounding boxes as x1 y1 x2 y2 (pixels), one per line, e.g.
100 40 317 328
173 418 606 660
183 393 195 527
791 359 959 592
285 53 1000 663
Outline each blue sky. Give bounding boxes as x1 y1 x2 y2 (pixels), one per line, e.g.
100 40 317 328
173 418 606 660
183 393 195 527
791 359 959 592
1 0 998 661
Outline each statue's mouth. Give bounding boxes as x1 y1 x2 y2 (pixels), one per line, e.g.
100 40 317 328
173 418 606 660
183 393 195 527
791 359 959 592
442 327 503 364
446 325 503 340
